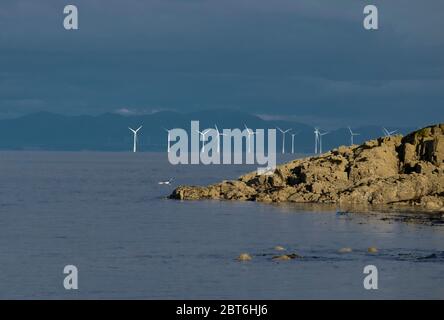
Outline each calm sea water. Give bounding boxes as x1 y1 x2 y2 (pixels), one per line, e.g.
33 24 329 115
0 151 443 299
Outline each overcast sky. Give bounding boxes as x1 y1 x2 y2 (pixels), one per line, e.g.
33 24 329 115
0 0 443 127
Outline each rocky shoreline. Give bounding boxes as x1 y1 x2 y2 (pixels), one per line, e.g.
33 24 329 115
170 124 444 212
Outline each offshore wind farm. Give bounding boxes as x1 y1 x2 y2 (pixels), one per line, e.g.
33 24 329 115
0 110 419 154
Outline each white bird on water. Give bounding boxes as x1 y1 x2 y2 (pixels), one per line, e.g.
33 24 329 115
158 178 174 185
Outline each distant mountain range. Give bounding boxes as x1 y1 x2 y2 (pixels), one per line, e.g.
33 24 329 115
0 110 417 153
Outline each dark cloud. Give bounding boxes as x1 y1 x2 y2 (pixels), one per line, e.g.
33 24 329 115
0 0 443 126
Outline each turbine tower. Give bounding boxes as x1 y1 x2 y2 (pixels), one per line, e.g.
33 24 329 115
196 129 211 153
291 132 299 154
348 126 360 145
382 127 398 137
163 128 171 153
314 127 320 154
277 127 291 154
319 130 329 154
129 126 142 153
244 124 256 153
214 125 227 153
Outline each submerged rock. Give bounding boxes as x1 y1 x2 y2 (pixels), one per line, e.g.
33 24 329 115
170 124 444 212
274 246 286 251
287 253 303 259
272 255 291 261
236 253 252 261
338 247 353 254
272 253 302 261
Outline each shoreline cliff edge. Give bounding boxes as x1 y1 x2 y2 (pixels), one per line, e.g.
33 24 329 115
170 124 444 212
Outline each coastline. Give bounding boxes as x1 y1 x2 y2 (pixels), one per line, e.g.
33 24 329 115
170 124 444 214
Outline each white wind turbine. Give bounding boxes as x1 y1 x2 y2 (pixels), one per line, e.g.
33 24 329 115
382 127 398 137
196 129 211 153
291 131 299 154
244 124 256 153
215 124 227 153
277 127 291 154
348 126 360 145
129 126 142 153
314 127 320 154
163 128 171 153
319 130 329 154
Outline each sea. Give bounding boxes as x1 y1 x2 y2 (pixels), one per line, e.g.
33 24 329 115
0 151 443 299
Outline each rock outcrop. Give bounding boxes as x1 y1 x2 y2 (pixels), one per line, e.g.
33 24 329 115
170 124 444 212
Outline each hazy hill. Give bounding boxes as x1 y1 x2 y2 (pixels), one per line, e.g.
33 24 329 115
0 110 415 153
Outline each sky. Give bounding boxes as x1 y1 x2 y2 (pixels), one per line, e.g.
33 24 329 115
0 0 443 127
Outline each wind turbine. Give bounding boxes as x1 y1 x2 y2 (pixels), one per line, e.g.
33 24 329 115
348 126 360 145
214 125 227 153
196 129 211 153
277 127 291 154
129 126 142 153
163 128 171 153
382 127 398 137
244 124 256 153
314 127 320 154
291 131 299 154
319 130 329 154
